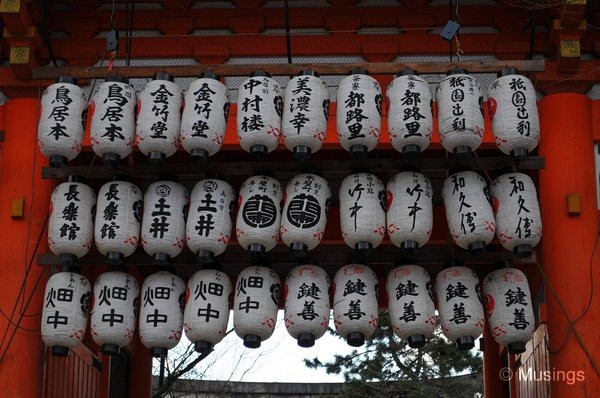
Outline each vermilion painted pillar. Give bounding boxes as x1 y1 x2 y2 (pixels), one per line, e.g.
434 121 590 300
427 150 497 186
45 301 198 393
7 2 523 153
482 324 503 398
538 94 600 396
0 99 54 397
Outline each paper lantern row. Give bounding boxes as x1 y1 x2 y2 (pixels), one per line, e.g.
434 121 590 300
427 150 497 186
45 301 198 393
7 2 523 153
48 171 541 268
37 69 539 166
41 264 534 358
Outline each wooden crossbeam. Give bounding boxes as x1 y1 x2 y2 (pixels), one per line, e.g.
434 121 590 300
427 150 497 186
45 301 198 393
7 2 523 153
32 60 545 80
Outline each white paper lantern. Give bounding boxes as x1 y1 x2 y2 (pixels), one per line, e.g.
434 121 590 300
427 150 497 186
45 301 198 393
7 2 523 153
94 180 142 264
339 173 386 253
90 271 139 355
180 74 229 161
333 264 378 347
90 76 136 165
280 173 331 257
436 70 485 156
233 266 281 348
138 271 186 357
484 268 534 354
491 173 542 257
186 179 235 262
37 77 87 167
136 75 183 162
488 70 540 157
282 71 329 159
284 264 331 347
386 171 434 254
386 265 436 348
48 179 96 266
141 181 189 264
235 175 283 255
337 71 383 158
387 70 433 156
184 269 232 356
442 171 495 253
237 72 282 158
436 266 485 350
41 271 91 356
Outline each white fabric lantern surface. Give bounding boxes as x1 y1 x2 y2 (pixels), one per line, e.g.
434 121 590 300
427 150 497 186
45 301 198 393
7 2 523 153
37 79 87 166
282 73 329 159
136 77 183 160
483 268 535 354
180 77 229 160
337 73 383 157
184 269 232 355
236 175 283 254
237 74 282 157
90 78 136 164
488 73 540 156
90 271 139 354
333 264 379 347
386 73 433 155
442 171 495 252
94 181 142 264
436 72 485 154
491 173 542 257
233 266 281 348
138 271 186 357
339 173 386 252
141 181 189 262
284 264 331 347
187 179 235 262
386 265 436 348
48 181 96 264
41 272 91 356
280 173 331 256
386 171 433 253
436 266 485 350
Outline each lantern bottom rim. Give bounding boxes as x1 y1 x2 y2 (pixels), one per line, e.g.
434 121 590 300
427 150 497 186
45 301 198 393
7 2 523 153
452 145 472 158
402 145 421 158
250 145 268 160
58 253 78 269
292 145 312 161
510 147 529 159
355 241 373 256
513 244 533 258
102 152 121 166
190 148 209 162
508 341 527 354
401 240 419 255
349 144 368 159
468 241 487 256
101 343 121 356
194 340 213 357
297 333 316 348
154 252 171 266
49 154 68 168
248 244 266 255
196 249 215 264
347 332 365 347
151 347 168 358
407 334 427 348
107 252 125 266
243 334 262 349
455 336 475 351
290 242 308 258
51 345 70 357
148 151 166 165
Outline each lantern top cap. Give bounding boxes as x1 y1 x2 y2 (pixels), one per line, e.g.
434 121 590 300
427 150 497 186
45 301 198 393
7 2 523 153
205 171 229 183
105 75 126 83
497 67 519 78
154 72 173 82
397 68 420 77
108 264 127 272
157 174 179 183
447 67 468 75
349 68 369 76
253 169 276 179
298 69 319 77
448 165 471 175
250 70 271 78
200 71 220 80
300 167 322 177
66 174 86 184
112 173 132 182
57 76 77 84
350 167 372 175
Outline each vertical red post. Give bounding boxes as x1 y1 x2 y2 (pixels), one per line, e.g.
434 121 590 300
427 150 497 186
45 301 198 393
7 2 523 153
482 325 503 398
538 94 600 396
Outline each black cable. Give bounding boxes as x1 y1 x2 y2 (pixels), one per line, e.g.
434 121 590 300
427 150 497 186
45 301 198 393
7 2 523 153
449 0 453 62
37 0 59 67
284 0 293 65
125 0 130 67
128 0 135 67
526 9 536 60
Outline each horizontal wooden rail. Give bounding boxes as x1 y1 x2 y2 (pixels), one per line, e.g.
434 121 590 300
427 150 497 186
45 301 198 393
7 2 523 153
32 60 545 79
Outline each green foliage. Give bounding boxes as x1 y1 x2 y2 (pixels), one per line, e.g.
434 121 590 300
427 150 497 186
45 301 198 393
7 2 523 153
304 312 483 398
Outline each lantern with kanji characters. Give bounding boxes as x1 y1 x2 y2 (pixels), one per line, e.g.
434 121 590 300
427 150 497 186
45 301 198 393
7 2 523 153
488 69 540 157
386 171 433 254
233 266 281 348
237 71 282 159
282 70 329 160
284 264 331 347
136 73 183 163
141 180 189 264
386 264 436 348
491 173 542 258
180 73 229 161
90 75 136 165
436 69 485 157
436 266 485 350
37 76 87 167
236 174 283 255
48 177 96 267
138 271 186 358
94 178 142 265
387 69 433 157
333 264 378 347
184 268 232 356
187 178 235 263
90 271 139 355
339 172 386 254
281 173 332 257
442 170 495 254
337 70 383 158
484 268 535 354
41 271 91 356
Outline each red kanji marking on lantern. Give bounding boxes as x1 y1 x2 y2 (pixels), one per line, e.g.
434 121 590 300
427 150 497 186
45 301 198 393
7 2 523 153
476 318 485 329
320 316 328 327
123 236 138 246
214 134 224 146
373 226 385 236
389 130 398 140
169 330 181 340
313 230 323 241
174 236 186 248
218 233 229 245
450 229 460 241
38 140 45 148
142 238 148 245
369 315 378 328
492 325 507 337
442 268 460 280
333 318 342 327
388 224 399 234
267 125 280 138
442 326 449 333
484 221 495 233
262 318 276 330
284 317 295 328
393 325 400 333
313 131 326 142
184 323 191 333
90 325 98 336
84 240 92 249
425 315 436 326
69 329 84 340
475 127 484 138
344 265 365 276
439 132 446 142
90 136 100 147
393 267 411 279
425 128 433 140
495 136 508 145
236 228 244 239
368 127 380 138
279 225 288 236
498 231 512 244
125 328 134 338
